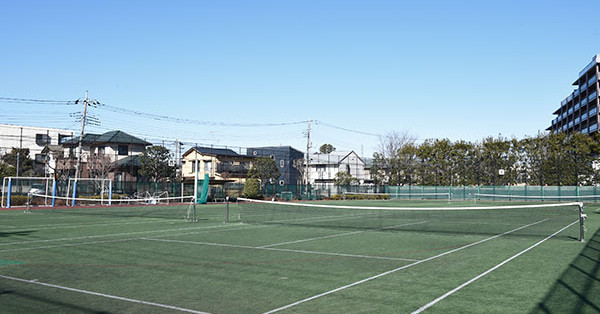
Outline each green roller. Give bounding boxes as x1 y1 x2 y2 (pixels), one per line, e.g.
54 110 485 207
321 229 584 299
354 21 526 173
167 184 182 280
199 173 209 204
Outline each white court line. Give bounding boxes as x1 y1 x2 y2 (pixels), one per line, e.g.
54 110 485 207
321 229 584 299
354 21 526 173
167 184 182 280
258 221 428 248
0 274 211 314
0 223 264 253
0 224 16 228
3 219 174 232
142 238 419 262
262 219 548 314
411 220 580 314
0 210 376 247
0 224 236 246
0 238 138 253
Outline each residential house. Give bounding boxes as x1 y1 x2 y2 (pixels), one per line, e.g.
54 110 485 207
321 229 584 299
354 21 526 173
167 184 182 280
308 151 372 186
246 146 304 186
60 130 151 182
181 146 254 184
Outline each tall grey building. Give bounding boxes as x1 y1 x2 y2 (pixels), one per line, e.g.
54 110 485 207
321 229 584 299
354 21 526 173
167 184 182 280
548 55 600 134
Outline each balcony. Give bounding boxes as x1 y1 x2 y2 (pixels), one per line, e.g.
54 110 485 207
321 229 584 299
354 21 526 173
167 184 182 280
216 163 251 176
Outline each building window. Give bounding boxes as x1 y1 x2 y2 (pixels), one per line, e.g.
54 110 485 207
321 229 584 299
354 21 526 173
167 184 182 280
280 160 285 168
59 134 71 144
36 134 50 146
97 146 105 156
204 161 212 172
35 154 46 163
118 145 128 156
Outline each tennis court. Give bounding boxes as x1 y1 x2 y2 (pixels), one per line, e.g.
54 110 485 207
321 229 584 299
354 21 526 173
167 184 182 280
0 197 598 313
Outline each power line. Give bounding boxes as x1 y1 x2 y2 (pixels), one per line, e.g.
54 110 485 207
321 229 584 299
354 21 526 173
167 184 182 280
0 97 75 105
315 120 380 137
97 103 309 127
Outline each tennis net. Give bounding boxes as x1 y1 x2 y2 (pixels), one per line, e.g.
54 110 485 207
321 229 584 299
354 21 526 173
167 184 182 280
234 198 586 241
25 193 197 220
475 193 600 203
342 191 451 200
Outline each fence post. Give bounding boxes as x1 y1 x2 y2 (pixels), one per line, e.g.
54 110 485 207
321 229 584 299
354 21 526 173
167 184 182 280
7 178 12 208
51 179 56 207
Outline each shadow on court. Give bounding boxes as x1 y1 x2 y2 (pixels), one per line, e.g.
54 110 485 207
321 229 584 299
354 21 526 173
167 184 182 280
0 289 111 314
0 230 34 238
531 223 600 314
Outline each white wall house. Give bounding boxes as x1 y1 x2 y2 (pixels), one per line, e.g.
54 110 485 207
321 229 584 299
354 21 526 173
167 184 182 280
0 124 75 176
307 151 371 186
60 130 151 182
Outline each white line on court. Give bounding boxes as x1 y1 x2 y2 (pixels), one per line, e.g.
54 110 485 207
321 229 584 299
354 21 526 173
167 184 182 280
0 274 212 314
262 219 548 314
411 220 580 314
142 238 419 262
3 219 174 232
0 224 238 246
0 223 266 253
0 238 137 253
0 224 16 228
258 221 428 248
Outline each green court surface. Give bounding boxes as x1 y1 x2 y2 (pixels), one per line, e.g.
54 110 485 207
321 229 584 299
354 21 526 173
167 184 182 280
0 199 598 313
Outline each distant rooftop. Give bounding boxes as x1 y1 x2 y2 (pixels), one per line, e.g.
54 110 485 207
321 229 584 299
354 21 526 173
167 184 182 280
62 130 150 146
578 54 600 78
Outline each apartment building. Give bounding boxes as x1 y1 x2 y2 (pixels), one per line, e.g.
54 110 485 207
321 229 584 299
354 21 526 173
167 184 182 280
548 54 600 134
246 146 304 185
0 124 75 176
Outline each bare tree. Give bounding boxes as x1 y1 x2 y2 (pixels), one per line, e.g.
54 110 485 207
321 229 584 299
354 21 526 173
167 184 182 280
87 154 114 179
376 130 417 161
372 130 417 185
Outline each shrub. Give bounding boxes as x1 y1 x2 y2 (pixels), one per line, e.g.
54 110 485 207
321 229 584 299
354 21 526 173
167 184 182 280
242 178 259 199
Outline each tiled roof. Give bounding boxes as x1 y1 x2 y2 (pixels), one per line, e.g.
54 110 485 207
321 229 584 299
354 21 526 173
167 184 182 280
62 131 150 146
192 146 244 157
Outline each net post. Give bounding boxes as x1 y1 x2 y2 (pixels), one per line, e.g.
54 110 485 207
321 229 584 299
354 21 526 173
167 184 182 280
193 196 197 222
578 202 585 243
26 191 31 213
225 196 230 224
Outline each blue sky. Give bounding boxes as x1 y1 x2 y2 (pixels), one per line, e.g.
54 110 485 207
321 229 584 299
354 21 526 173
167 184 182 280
1 0 599 156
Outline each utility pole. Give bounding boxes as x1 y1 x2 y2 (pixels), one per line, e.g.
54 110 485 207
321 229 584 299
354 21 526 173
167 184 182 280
72 91 90 206
305 120 312 198
74 91 89 181
16 127 22 177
